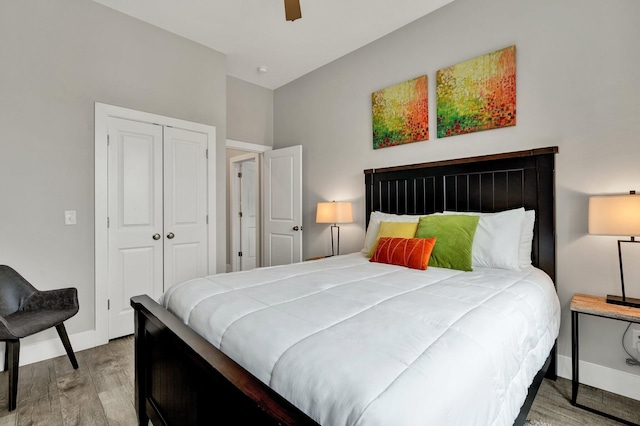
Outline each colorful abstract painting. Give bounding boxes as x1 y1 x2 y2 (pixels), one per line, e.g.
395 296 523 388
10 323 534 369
436 45 516 138
372 75 428 149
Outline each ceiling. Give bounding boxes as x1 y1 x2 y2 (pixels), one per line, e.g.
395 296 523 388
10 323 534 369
92 0 454 89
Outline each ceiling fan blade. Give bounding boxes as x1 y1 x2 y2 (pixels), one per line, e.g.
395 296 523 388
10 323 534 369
284 0 302 21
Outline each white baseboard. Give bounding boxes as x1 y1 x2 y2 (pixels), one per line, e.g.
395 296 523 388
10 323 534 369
558 354 640 401
0 329 108 369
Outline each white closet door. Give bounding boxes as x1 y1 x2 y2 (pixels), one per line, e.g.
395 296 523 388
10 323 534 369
107 118 163 339
107 121 209 339
163 127 209 290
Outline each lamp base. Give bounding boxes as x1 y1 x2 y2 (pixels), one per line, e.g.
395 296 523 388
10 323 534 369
606 294 640 308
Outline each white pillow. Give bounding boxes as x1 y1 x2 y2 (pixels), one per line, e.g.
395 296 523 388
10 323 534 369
519 210 535 268
443 208 525 271
362 212 424 255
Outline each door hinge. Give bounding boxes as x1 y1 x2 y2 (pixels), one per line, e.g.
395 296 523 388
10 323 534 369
206 215 208 224
239 211 243 217
107 299 110 310
238 251 243 257
107 217 110 228
238 172 242 178
206 149 208 159
107 134 110 146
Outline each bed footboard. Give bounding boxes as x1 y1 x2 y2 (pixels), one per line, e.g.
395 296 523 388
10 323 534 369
131 295 318 426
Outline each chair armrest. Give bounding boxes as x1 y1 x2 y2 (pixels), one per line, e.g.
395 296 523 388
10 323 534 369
20 287 79 313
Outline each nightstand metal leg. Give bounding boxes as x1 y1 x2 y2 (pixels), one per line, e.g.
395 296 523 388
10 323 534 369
570 309 639 426
571 310 579 405
570 294 640 425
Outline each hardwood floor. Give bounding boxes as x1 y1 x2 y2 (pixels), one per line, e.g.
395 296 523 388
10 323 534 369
528 376 640 425
0 336 135 426
1 336 639 425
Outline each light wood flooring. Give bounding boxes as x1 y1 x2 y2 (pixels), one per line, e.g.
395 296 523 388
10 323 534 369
1 336 639 425
528 375 640 425
0 336 135 426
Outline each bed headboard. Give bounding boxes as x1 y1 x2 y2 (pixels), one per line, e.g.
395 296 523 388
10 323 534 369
364 147 558 282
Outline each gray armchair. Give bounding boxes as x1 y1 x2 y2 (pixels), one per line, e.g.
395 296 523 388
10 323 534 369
0 265 79 411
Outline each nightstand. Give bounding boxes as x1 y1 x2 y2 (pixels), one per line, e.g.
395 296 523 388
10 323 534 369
570 293 640 426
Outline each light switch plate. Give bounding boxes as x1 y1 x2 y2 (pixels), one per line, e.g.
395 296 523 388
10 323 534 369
65 210 77 225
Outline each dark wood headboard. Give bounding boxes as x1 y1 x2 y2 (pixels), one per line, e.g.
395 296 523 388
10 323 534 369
364 147 557 282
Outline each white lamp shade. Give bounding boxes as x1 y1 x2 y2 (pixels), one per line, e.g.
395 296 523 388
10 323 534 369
316 201 353 224
589 194 640 236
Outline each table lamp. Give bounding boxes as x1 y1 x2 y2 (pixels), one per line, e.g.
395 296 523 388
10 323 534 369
316 201 353 256
589 190 640 307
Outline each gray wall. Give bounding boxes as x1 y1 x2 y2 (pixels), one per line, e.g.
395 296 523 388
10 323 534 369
0 0 227 342
275 0 640 383
227 76 274 146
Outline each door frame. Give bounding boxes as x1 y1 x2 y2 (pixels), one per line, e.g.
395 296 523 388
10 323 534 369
225 139 272 272
226 139 272 154
95 103 216 342
229 152 260 272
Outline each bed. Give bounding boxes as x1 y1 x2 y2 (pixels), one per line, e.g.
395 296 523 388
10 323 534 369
131 146 559 426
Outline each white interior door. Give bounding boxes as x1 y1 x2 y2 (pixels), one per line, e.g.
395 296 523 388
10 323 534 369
229 153 259 272
163 127 209 289
240 159 258 270
263 145 303 266
107 118 163 339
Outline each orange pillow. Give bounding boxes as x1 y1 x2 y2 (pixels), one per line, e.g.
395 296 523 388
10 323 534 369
369 237 437 270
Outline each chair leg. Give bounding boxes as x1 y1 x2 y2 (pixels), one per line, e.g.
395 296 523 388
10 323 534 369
3 342 8 372
6 340 19 411
55 323 78 370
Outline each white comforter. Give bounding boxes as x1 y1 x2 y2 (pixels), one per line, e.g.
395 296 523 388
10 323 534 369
162 253 560 426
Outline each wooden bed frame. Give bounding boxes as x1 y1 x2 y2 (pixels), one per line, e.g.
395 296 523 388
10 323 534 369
131 147 558 426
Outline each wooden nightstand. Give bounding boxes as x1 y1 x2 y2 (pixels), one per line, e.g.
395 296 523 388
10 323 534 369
570 293 640 426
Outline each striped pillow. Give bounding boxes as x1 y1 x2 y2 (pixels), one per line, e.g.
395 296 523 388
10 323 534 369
369 237 436 270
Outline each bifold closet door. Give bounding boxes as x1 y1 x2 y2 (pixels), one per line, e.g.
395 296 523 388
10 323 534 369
107 119 208 339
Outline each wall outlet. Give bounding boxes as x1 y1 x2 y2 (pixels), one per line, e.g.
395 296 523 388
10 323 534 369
633 330 640 354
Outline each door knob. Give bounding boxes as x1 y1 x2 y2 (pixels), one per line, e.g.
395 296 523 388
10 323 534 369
152 233 161 240
293 226 300 231
167 232 175 239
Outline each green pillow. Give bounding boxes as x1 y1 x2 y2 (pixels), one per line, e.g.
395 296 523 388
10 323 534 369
415 215 480 271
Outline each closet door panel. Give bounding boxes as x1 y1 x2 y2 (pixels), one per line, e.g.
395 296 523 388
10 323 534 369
163 127 209 290
108 118 163 339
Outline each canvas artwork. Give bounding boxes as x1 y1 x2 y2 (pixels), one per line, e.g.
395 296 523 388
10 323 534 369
372 75 428 149
436 45 516 138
